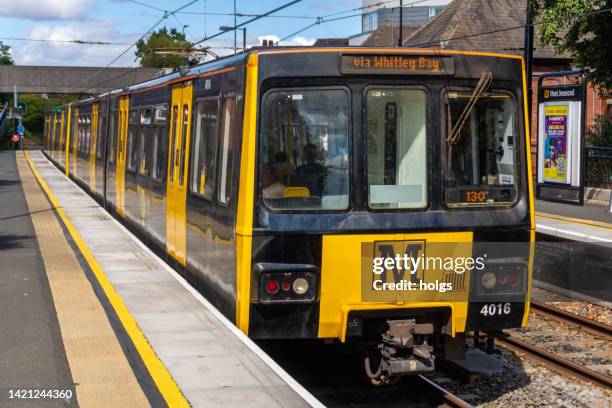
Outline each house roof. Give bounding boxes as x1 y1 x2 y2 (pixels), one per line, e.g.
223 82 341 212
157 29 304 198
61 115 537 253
403 0 570 60
313 38 349 47
362 24 421 47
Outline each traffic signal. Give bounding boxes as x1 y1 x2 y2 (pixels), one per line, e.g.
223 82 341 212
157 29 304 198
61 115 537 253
17 102 26 116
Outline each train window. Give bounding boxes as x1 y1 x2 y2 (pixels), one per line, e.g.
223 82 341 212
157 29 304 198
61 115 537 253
443 90 518 207
154 105 167 125
178 104 189 186
190 99 218 200
169 105 179 182
127 121 139 173
108 109 117 164
259 89 350 210
218 98 236 206
86 116 91 155
70 112 77 153
141 107 153 125
138 127 149 176
151 105 168 181
366 89 427 209
152 127 167 181
139 108 153 176
97 107 105 160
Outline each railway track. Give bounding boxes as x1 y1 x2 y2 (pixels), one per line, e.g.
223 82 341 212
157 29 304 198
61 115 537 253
490 302 612 390
530 300 612 339
259 340 476 407
416 375 473 408
494 333 612 389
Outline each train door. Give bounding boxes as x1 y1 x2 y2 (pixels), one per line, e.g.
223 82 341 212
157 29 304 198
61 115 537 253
166 81 193 264
90 103 99 190
116 95 130 217
63 106 70 174
70 106 78 177
51 112 57 161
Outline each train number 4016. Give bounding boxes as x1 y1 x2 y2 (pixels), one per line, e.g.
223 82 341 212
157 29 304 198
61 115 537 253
480 303 511 316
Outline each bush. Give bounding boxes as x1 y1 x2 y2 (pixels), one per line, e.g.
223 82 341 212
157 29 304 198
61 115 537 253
586 113 612 147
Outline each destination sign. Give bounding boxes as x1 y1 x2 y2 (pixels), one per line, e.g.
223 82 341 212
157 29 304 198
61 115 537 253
341 54 454 75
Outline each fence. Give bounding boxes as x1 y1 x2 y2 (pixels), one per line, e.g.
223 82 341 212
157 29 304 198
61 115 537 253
584 146 612 188
0 102 7 134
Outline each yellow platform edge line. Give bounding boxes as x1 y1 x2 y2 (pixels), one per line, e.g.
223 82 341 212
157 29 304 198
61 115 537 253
24 151 190 408
536 211 612 231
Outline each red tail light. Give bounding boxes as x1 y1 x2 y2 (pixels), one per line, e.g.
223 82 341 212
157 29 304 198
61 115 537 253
266 279 279 294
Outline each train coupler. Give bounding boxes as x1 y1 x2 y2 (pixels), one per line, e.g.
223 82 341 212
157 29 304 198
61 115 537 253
364 319 435 385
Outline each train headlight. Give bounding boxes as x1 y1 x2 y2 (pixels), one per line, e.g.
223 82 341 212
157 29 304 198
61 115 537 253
481 272 497 289
292 277 309 295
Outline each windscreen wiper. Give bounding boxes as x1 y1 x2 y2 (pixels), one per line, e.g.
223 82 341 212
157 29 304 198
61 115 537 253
447 71 493 145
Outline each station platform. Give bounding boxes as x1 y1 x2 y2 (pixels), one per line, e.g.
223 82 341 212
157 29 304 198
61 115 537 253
535 199 612 245
0 150 320 407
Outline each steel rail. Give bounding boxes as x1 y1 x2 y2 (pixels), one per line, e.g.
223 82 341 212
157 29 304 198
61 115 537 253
530 300 612 339
417 375 474 408
494 333 612 389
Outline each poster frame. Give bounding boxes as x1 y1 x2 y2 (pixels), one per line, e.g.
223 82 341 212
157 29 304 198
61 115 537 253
535 71 587 205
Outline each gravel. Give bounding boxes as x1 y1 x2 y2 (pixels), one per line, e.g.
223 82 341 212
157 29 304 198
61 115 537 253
531 286 612 325
429 342 612 408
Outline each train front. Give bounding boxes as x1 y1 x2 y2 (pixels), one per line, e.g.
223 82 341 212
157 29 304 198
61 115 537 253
242 48 534 383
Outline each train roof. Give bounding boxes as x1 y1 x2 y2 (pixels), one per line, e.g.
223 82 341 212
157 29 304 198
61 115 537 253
47 46 523 112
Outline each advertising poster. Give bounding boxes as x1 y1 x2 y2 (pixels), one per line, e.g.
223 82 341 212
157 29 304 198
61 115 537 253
543 104 569 182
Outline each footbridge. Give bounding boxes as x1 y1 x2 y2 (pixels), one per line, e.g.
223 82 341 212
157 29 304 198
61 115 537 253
0 65 161 94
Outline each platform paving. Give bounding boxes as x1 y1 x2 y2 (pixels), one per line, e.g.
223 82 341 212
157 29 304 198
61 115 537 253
26 151 316 408
535 200 612 245
536 199 611 224
0 151 76 407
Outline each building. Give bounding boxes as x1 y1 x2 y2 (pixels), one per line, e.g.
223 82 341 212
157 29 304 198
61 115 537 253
361 0 449 32
398 0 608 172
350 1 450 45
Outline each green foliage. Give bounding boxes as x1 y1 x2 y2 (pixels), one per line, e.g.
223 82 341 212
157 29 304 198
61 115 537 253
532 0 612 89
1 94 73 143
135 27 191 68
586 113 612 146
0 41 14 65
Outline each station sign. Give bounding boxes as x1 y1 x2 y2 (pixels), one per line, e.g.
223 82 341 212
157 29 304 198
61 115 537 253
538 85 582 102
341 54 454 75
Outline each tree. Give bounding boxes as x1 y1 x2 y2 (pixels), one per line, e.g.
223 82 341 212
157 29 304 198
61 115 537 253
0 41 14 65
533 0 612 89
135 27 191 68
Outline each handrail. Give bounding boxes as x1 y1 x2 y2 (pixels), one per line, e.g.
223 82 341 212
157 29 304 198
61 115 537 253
0 102 8 133
586 146 612 152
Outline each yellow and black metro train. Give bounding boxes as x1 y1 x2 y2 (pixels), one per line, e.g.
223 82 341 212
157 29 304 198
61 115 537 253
44 47 534 383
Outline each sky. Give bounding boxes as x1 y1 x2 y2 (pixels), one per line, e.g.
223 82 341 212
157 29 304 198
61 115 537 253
0 0 368 66
0 0 451 67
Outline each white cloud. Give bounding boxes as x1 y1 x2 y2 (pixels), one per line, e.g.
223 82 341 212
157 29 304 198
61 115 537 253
0 0 93 20
258 34 316 46
14 20 138 66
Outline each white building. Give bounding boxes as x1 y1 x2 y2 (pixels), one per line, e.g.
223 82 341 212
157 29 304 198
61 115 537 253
361 0 451 32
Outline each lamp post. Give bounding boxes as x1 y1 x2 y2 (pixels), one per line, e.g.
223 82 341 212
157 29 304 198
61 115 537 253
220 26 246 52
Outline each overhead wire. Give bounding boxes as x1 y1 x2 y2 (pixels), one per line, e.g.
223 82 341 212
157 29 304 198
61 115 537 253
0 37 132 46
278 4 611 45
278 0 431 43
80 0 200 92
